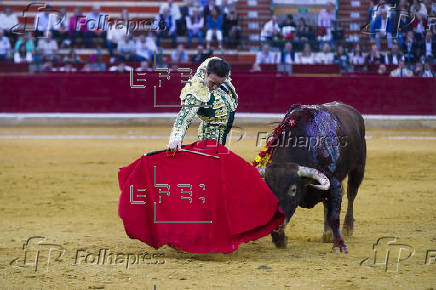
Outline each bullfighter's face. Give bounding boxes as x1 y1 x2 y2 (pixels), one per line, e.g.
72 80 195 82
205 72 226 91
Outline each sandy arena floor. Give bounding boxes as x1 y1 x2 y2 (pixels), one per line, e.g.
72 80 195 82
0 126 435 289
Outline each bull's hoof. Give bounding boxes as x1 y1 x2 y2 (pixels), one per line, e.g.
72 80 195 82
332 239 348 254
271 232 288 248
342 224 354 237
321 231 333 243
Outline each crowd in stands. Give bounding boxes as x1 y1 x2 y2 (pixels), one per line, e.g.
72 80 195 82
255 0 435 76
0 0 239 71
0 0 434 77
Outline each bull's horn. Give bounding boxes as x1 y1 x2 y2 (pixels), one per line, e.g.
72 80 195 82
297 166 330 190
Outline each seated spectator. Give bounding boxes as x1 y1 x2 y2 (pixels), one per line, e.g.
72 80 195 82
396 0 413 46
260 15 280 43
412 12 427 42
295 18 314 50
390 57 413 77
223 5 241 48
117 34 136 62
317 2 336 43
81 62 93 72
414 60 423 76
37 31 60 62
402 31 421 64
317 43 334 64
365 43 385 65
280 14 296 41
296 42 316 64
192 45 212 62
204 0 220 24
136 61 152 72
350 43 365 65
85 5 107 48
0 29 11 61
69 8 87 47
171 44 189 64
59 61 77 72
385 43 403 65
52 7 69 45
179 0 196 36
136 33 157 61
255 43 276 65
89 53 106 71
155 7 177 48
206 8 223 49
410 0 427 17
280 41 296 64
423 31 435 59
377 64 388 75
107 9 129 63
109 61 132 72
63 48 81 64
159 0 182 21
367 0 378 40
333 44 349 71
0 7 19 42
14 32 34 63
220 0 231 15
186 8 204 48
420 62 435 77
34 5 55 37
374 7 393 49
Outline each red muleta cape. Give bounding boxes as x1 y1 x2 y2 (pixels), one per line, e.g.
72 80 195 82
118 139 284 253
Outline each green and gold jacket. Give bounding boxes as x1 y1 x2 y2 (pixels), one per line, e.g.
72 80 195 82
169 57 238 146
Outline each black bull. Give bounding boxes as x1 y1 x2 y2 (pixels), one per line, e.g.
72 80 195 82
264 102 366 253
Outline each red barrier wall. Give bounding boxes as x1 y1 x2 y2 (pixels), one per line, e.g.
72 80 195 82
0 73 435 115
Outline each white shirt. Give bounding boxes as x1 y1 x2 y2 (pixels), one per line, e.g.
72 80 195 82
260 20 280 41
385 53 400 65
107 25 127 43
52 12 69 31
425 41 433 57
159 3 181 20
86 12 106 31
0 12 19 31
316 52 334 64
186 15 204 34
390 68 413 77
109 64 132 72
0 36 11 55
281 51 295 64
318 9 336 28
34 12 55 31
118 39 136 53
136 39 154 59
37 38 58 55
421 70 434 78
296 53 315 64
255 51 276 65
350 53 365 65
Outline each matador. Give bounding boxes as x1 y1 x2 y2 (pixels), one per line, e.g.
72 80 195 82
168 57 238 150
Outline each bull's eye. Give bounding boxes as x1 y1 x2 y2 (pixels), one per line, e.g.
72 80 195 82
288 184 297 197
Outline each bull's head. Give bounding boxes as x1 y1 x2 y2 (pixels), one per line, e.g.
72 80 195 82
264 162 330 221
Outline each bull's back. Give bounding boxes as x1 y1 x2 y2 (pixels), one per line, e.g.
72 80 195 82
322 102 366 177
272 102 366 179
